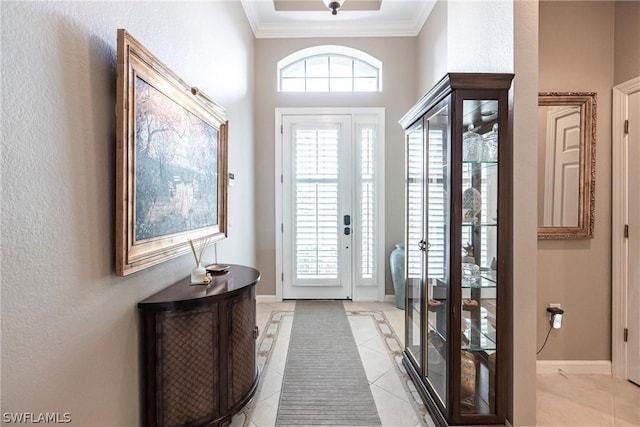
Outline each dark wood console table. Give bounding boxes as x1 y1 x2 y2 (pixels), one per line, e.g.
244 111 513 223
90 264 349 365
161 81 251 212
138 265 260 427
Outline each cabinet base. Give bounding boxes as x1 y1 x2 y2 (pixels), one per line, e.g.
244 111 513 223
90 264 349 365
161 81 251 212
214 368 260 427
403 351 505 427
403 352 448 427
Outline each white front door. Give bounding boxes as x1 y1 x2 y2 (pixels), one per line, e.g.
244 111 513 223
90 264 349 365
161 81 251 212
279 110 383 300
627 89 640 385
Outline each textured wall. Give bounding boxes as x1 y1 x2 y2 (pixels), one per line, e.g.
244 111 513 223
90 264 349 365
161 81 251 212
417 0 448 95
512 2 539 424
253 37 418 297
538 0 614 362
417 0 514 97
447 1 514 73
0 2 254 425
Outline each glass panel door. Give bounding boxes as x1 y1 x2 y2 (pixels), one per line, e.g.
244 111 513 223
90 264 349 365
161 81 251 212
425 104 450 406
405 118 425 369
460 99 500 415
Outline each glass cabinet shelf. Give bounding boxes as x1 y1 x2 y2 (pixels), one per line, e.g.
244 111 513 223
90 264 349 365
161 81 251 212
462 221 498 227
426 312 497 353
434 277 497 290
462 160 498 166
462 308 497 352
461 276 497 289
481 270 497 283
462 327 497 352
426 317 447 343
444 161 499 169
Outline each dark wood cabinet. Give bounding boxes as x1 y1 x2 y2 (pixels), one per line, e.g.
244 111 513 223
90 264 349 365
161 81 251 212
138 265 260 427
399 73 514 426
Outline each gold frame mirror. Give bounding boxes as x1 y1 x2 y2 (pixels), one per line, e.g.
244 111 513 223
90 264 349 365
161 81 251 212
537 92 596 239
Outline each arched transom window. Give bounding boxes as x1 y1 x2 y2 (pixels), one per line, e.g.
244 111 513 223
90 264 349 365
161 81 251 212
278 45 382 93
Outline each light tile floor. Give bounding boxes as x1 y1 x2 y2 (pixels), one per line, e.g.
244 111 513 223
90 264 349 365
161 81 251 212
233 301 430 427
239 301 640 427
537 372 640 426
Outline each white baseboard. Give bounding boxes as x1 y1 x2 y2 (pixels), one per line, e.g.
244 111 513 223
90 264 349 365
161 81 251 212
384 295 396 303
258 295 397 304
256 295 282 303
256 295 396 303
536 360 612 375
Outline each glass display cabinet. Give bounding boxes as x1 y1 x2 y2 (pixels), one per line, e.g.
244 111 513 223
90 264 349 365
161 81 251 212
399 73 514 426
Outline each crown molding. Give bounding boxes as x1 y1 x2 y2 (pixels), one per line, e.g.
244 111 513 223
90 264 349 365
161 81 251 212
240 0 434 39
240 0 262 37
253 20 420 38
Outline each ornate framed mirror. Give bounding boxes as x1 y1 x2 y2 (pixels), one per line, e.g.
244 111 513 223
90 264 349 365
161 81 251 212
537 92 596 239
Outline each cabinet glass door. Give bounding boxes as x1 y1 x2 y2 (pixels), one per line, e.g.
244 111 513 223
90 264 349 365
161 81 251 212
424 104 450 406
405 119 425 370
460 99 500 415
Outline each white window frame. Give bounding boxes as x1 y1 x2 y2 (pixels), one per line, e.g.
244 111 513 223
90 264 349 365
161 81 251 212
277 45 382 93
275 107 386 302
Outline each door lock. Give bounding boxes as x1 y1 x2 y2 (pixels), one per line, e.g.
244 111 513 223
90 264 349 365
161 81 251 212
344 227 351 235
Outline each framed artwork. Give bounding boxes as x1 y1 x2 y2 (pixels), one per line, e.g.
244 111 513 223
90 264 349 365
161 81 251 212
115 29 228 276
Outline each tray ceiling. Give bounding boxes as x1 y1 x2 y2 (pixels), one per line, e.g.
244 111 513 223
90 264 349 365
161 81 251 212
240 0 435 38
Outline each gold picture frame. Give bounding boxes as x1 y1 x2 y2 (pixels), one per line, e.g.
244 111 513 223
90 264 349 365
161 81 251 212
116 29 228 276
537 92 596 239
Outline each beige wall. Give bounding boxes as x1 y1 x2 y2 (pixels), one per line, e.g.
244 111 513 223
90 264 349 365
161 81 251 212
253 37 418 297
0 2 255 424
513 2 539 424
418 0 448 95
538 1 614 361
614 1 640 86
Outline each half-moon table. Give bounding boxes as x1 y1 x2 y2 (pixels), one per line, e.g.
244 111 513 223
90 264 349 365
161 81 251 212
138 265 260 427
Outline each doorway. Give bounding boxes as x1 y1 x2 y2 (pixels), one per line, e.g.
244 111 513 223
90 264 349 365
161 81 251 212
612 76 640 384
275 108 385 301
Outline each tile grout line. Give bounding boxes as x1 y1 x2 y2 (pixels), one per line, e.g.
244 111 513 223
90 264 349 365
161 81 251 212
233 310 294 427
347 310 430 425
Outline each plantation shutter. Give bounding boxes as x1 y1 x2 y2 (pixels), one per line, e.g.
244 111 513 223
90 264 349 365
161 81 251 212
294 127 340 281
356 121 376 285
407 128 425 279
427 129 446 279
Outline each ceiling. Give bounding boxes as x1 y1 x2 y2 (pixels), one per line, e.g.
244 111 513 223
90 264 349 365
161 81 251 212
240 0 436 38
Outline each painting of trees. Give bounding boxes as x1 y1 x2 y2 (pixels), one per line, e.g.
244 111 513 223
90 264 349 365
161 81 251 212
134 76 219 241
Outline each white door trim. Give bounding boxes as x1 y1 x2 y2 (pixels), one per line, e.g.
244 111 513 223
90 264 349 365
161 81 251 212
612 76 640 378
274 107 385 302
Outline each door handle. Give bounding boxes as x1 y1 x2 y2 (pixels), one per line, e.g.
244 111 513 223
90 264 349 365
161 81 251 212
344 215 351 226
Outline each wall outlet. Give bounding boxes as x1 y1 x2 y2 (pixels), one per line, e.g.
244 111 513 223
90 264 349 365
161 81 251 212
547 304 564 329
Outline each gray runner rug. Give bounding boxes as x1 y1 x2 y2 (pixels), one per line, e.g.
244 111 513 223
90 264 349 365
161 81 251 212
275 301 382 426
